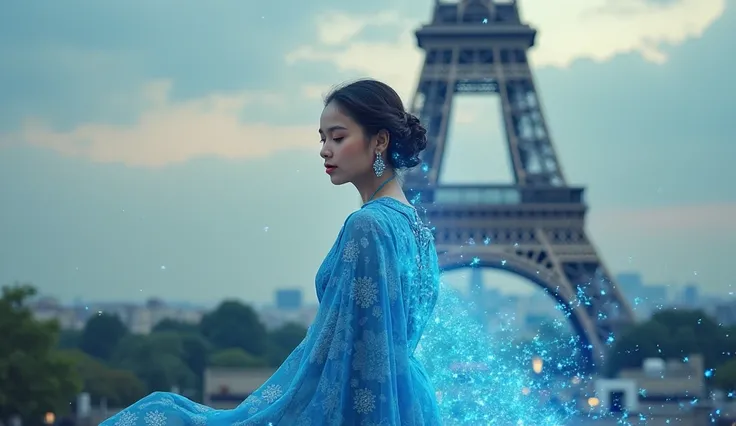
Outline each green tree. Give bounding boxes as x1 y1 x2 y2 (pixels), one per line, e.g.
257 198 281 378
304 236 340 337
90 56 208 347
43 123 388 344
265 323 306 367
80 313 128 361
62 350 146 407
210 348 267 368
112 333 197 396
177 332 212 378
58 329 82 350
0 284 81 423
606 309 732 376
714 358 736 392
200 300 268 356
152 318 199 335
149 331 211 401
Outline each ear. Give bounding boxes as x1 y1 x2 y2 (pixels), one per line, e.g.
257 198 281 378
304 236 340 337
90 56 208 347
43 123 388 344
375 129 390 154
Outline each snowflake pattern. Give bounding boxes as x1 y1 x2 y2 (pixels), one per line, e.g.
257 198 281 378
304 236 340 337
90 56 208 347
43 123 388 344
189 414 207 425
138 396 175 410
262 384 283 403
281 349 301 373
353 388 376 414
385 268 399 302
353 276 378 308
310 309 338 364
322 383 340 414
114 411 138 426
353 329 390 382
342 239 360 262
372 305 382 318
192 403 213 413
143 411 166 426
296 415 312 426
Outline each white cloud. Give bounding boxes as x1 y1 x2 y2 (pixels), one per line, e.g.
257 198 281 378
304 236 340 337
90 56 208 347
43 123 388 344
300 84 333 100
286 32 424 103
288 0 725 96
315 11 403 46
0 80 318 167
530 0 726 65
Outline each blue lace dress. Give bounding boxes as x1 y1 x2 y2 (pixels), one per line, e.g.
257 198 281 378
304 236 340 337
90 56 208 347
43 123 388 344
101 197 442 425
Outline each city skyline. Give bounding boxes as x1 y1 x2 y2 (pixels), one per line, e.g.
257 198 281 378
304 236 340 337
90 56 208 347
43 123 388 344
1 0 734 305
23 269 719 309
30 271 735 344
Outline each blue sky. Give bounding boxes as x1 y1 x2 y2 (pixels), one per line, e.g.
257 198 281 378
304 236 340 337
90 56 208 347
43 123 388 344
0 0 733 306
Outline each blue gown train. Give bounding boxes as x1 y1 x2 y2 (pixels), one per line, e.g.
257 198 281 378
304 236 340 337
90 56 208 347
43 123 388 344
102 198 442 426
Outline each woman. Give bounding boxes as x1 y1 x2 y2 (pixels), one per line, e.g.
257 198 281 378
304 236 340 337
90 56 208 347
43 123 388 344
102 79 442 425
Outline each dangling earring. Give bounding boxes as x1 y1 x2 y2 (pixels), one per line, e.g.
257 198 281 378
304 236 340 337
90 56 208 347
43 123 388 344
373 153 386 177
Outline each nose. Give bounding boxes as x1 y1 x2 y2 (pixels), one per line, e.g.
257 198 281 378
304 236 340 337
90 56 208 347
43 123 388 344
320 143 331 159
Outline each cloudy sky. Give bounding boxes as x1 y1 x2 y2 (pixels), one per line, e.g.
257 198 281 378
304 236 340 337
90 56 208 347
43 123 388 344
0 0 733 307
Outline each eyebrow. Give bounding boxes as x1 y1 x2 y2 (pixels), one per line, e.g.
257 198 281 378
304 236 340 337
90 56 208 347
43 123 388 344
318 125 347 134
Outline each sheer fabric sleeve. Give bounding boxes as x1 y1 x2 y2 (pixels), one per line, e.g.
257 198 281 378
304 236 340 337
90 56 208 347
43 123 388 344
99 210 421 426
297 210 415 425
222 210 418 425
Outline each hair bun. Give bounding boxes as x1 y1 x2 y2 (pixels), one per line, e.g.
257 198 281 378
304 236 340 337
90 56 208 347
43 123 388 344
393 112 427 168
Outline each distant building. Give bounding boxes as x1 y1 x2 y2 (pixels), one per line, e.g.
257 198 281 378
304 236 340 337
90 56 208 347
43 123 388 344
29 297 205 334
681 283 700 307
203 367 276 409
713 299 736 326
275 289 302 311
615 272 669 320
258 305 317 331
30 297 86 330
586 355 710 424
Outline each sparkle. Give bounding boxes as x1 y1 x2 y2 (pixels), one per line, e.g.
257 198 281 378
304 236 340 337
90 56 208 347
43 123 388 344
417 283 588 425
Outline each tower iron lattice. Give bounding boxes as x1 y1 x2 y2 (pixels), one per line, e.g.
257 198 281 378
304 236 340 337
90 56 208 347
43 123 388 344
403 0 635 370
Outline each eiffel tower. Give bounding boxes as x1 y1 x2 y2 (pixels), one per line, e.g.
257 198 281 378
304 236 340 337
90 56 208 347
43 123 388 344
403 0 635 371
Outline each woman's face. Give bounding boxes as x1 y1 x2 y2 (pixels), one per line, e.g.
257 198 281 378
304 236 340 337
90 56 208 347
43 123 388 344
319 101 375 186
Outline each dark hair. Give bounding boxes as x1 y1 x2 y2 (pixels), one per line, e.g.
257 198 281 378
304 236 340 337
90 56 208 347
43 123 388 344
324 79 427 169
